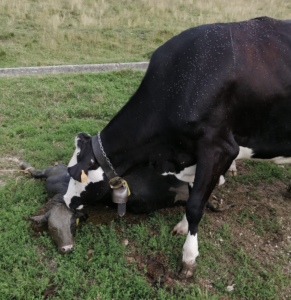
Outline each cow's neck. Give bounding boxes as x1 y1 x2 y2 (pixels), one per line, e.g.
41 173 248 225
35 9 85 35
100 93 170 176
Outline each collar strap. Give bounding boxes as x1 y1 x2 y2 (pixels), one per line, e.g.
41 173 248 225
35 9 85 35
91 132 131 197
91 132 117 180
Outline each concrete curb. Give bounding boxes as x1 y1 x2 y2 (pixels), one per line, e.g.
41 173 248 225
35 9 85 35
0 62 149 77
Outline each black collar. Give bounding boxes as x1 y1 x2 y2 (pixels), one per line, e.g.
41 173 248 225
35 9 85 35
91 134 117 181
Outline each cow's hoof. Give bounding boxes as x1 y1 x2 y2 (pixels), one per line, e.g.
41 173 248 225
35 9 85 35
170 216 188 236
176 256 197 279
227 169 237 177
170 226 188 236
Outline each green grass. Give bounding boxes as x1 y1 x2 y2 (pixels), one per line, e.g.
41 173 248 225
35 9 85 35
0 0 291 67
0 71 290 299
229 160 291 186
0 70 144 167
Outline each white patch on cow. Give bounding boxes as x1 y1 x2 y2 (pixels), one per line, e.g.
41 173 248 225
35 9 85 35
218 175 225 185
236 146 291 165
236 146 253 160
162 165 196 183
182 232 199 264
163 164 225 187
64 167 104 208
67 137 80 168
172 214 188 235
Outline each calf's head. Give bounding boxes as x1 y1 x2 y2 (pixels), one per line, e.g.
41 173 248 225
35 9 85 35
64 133 109 210
31 196 87 254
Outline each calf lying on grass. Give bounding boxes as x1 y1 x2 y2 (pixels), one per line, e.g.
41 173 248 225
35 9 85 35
23 161 190 253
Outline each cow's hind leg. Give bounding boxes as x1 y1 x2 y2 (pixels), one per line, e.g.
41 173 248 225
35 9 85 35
228 160 237 176
171 213 188 236
177 138 239 279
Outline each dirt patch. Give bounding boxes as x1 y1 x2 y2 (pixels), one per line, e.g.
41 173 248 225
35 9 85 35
28 202 51 238
82 203 150 226
0 155 23 186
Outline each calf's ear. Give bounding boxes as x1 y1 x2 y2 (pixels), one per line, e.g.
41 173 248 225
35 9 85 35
30 210 51 224
76 212 88 222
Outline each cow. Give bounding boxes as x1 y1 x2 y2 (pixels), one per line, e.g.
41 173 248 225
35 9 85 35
64 17 291 278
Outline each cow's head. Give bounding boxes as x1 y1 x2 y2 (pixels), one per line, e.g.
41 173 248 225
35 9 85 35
64 133 110 210
31 195 88 254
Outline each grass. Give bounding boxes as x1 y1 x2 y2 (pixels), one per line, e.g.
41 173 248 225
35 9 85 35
0 0 291 67
0 70 144 168
1 1 291 298
0 71 290 299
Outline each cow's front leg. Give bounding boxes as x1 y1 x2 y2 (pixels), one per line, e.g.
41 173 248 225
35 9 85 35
177 141 239 279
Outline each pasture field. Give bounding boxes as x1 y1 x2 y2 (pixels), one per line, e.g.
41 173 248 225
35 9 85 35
0 71 291 299
0 0 291 67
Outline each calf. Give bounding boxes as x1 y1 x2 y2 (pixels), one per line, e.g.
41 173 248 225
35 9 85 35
25 160 191 252
22 162 86 254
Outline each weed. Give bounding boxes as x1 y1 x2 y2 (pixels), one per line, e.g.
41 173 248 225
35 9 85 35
231 160 290 186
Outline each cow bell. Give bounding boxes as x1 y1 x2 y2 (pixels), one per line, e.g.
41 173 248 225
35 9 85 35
113 187 127 217
109 177 130 217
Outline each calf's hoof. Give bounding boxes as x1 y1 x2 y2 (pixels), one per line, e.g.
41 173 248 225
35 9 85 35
176 256 198 279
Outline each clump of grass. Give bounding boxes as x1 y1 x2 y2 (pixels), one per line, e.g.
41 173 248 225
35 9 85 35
228 160 291 186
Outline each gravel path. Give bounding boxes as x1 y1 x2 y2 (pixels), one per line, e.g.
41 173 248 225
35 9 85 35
0 62 149 77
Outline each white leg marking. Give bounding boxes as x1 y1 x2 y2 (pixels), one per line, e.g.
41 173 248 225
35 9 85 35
228 160 237 176
218 175 225 185
182 232 199 264
172 214 188 235
268 156 291 164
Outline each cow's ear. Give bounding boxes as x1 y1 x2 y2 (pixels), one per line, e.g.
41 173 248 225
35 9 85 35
76 133 92 147
68 164 83 182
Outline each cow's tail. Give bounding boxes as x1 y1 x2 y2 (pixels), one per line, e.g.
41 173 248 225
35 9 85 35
20 162 47 179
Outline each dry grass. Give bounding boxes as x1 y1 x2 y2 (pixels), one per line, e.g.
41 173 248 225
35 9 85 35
0 0 290 67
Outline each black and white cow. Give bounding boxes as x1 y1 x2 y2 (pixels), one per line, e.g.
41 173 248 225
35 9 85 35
64 17 291 278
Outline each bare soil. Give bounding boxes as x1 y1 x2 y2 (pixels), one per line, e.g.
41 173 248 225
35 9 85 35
0 156 23 186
